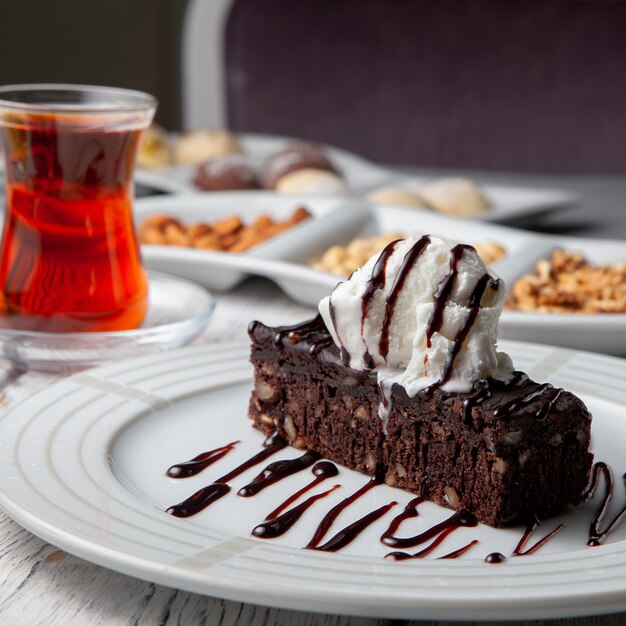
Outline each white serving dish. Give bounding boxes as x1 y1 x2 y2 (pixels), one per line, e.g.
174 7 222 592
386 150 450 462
136 192 626 355
134 133 577 224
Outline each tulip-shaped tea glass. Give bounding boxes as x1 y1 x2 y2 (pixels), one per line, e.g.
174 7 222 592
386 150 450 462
0 84 156 332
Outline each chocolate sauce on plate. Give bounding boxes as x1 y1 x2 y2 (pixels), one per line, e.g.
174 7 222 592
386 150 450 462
252 485 341 539
266 461 338 520
238 450 321 497
166 440 239 478
313 501 397 552
306 472 383 548
382 505 477 549
584 461 626 546
382 504 478 560
439 540 480 559
484 552 506 564
513 519 565 556
483 518 564 564
166 433 287 518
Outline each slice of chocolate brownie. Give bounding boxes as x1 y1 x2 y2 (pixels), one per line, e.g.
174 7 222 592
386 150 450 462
248 317 593 527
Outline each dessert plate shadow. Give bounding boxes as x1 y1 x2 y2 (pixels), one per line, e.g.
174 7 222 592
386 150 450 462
0 341 624 620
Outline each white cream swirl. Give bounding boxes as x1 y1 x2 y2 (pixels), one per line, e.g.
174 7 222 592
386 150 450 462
318 235 513 396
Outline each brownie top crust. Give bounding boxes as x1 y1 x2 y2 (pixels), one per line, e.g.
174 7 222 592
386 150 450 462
248 316 592 432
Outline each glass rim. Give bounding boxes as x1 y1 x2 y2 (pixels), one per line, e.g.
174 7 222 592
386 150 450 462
0 83 157 115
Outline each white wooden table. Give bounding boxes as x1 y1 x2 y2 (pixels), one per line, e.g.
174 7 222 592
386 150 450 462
2 172 626 625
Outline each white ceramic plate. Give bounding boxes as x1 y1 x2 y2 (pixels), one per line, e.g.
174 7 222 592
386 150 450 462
136 193 626 355
0 341 624 620
134 133 576 224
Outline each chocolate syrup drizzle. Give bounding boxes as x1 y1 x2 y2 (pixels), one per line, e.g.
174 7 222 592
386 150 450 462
313 501 398 552
379 236 431 359
584 462 626 546
305 473 382 548
238 450 321 497
494 382 560 418
382 503 478 549
252 485 341 539
360 240 400 368
265 461 338 521
381 497 478 560
166 436 625 562
513 519 565 555
484 518 565 564
269 315 326 347
462 372 528 422
439 540 480 559
166 440 240 478
328 303 350 365
425 243 474 349
435 273 499 388
166 433 287 518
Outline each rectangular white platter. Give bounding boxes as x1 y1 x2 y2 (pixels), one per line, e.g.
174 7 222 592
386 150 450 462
135 191 626 356
134 132 395 196
134 132 577 225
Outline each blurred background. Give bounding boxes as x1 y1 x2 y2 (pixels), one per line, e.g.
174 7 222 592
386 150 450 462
2 0 625 174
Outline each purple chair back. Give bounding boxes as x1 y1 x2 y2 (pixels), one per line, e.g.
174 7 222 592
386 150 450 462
225 0 626 173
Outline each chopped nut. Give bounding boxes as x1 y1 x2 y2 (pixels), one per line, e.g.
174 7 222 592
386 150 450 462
519 449 531 467
254 379 276 401
365 452 377 473
293 436 308 449
259 413 275 427
283 415 297 441
499 430 523 446
493 458 509 474
187 223 212 239
212 215 243 236
395 463 407 478
260 363 276 375
164 223 191 246
138 206 311 253
385 474 397 487
354 405 369 419
312 232 505 277
287 400 301 413
443 486 460 508
507 250 626 313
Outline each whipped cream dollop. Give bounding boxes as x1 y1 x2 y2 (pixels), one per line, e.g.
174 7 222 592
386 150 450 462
318 235 514 396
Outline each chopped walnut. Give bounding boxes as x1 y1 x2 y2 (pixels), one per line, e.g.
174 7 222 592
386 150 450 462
507 250 626 313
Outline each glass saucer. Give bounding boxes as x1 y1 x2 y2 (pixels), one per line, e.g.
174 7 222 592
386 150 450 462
0 272 215 372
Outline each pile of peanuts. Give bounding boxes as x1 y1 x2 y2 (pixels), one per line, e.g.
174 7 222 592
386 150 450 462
138 206 311 253
311 232 506 277
508 250 626 313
